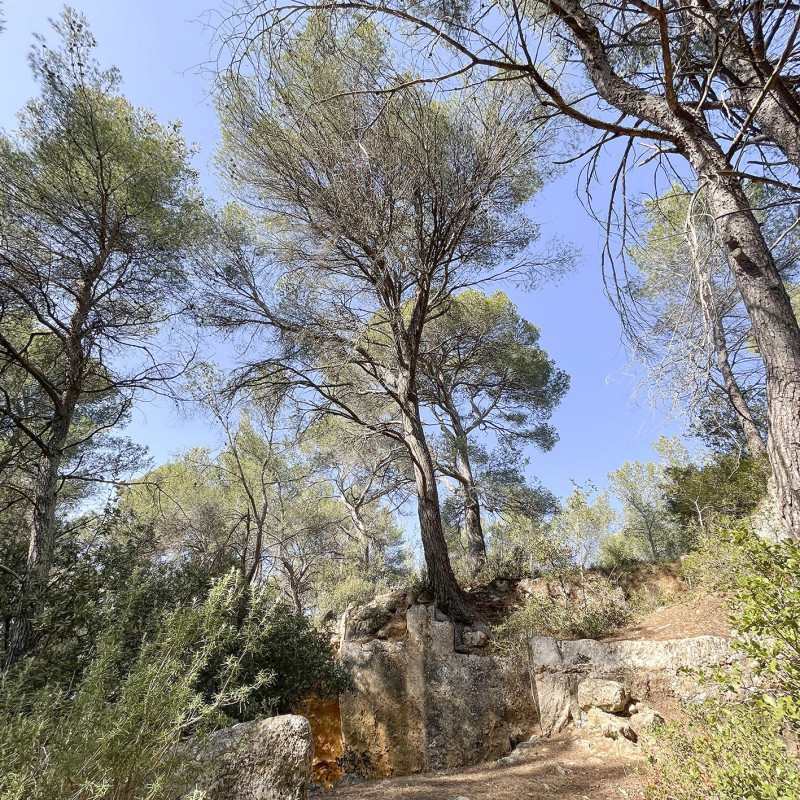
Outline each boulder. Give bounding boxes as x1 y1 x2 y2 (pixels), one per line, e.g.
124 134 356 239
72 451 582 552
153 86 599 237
462 629 489 648
586 708 638 743
577 678 630 713
187 714 314 800
628 703 664 736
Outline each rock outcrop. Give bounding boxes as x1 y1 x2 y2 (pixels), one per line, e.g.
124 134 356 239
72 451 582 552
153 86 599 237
185 714 314 800
339 601 535 777
577 678 630 713
531 634 737 736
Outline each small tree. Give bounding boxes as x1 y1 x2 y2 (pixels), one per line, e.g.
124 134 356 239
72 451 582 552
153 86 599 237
0 11 204 664
550 483 618 579
607 459 684 563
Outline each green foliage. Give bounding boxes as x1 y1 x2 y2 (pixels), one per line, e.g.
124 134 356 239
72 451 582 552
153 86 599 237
647 702 800 800
680 520 747 591
494 585 631 648
421 289 569 453
607 459 687 563
647 523 800 798
0 574 268 800
551 483 618 569
663 453 768 529
201 598 351 722
0 569 348 799
473 511 570 581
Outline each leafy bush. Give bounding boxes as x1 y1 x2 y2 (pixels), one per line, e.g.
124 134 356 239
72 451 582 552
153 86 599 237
0 574 267 800
0 571 349 800
647 701 800 800
680 517 748 591
646 523 800 798
206 599 350 722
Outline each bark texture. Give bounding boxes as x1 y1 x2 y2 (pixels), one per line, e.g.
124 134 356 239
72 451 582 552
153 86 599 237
547 0 800 536
5 413 72 666
402 404 472 623
454 443 487 574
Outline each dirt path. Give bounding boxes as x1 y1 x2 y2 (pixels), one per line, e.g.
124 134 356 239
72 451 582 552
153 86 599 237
319 734 649 800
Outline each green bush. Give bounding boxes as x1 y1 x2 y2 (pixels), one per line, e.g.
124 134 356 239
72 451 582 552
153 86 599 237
0 573 267 800
647 701 800 800
0 571 349 800
494 588 631 649
203 599 350 722
646 523 800 798
679 517 747 591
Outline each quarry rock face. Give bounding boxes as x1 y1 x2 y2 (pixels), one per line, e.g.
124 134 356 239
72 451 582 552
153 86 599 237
187 714 314 800
531 634 737 735
339 601 536 777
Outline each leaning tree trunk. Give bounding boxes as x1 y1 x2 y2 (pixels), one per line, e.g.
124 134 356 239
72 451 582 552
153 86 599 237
401 402 472 623
454 441 487 574
5 413 71 667
684 130 800 536
546 0 800 537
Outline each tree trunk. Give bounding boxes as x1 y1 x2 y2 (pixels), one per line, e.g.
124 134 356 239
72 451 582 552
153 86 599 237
5 414 70 667
454 442 487 574
684 135 800 535
401 402 472 623
547 0 800 536
701 280 769 460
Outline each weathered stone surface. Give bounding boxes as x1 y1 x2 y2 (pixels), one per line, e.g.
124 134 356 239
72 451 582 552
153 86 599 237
187 714 313 800
339 604 536 777
628 703 664 736
586 708 637 742
531 634 736 735
577 679 630 712
335 773 364 787
462 629 489 648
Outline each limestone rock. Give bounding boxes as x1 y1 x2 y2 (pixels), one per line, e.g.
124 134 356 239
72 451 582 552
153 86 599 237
188 714 313 800
629 703 664 735
586 708 638 743
577 678 630 713
340 604 536 777
462 629 489 648
335 773 364 787
532 633 736 734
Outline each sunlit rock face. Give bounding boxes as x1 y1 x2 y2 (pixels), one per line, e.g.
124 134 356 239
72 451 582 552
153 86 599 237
531 634 739 735
186 714 314 800
339 600 536 778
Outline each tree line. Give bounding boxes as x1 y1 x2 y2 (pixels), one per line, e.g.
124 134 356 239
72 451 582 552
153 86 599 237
2 0 799 669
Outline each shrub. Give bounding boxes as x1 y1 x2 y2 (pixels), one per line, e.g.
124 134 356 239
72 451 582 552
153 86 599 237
493 585 631 651
0 573 269 800
646 523 800 798
646 701 800 800
679 517 747 591
0 571 349 800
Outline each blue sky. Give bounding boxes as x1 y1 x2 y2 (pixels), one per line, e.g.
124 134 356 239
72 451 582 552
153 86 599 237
0 1 681 499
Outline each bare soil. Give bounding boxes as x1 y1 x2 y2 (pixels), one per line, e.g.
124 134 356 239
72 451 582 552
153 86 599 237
320 734 648 800
604 591 731 642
